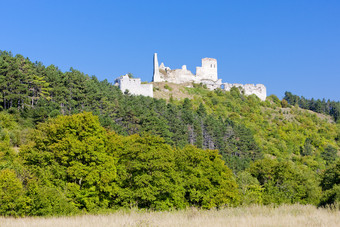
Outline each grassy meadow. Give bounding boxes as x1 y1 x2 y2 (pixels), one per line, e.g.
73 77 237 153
1 205 339 227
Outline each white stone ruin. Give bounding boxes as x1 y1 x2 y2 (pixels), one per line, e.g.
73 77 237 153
115 74 153 98
115 53 267 101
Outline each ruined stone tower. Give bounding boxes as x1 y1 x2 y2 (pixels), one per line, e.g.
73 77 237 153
196 58 218 81
153 53 161 82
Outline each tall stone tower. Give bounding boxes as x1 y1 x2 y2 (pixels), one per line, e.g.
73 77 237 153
153 53 161 82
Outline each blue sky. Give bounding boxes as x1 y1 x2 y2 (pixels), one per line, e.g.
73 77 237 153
1 0 339 100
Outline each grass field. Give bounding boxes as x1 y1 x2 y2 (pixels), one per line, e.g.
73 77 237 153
1 204 339 227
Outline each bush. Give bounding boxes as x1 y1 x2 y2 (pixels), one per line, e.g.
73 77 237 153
164 84 172 91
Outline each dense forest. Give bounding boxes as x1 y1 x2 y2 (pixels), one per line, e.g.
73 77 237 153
0 51 339 216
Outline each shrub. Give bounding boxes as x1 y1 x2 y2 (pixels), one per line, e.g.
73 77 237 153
164 84 172 91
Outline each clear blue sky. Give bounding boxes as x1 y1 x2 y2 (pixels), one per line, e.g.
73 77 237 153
1 0 339 100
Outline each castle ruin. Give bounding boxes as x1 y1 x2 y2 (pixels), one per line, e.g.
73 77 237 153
153 53 222 90
115 53 267 101
153 53 267 101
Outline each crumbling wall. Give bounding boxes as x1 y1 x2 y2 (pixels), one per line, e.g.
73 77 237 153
223 83 267 101
153 54 220 85
152 53 267 101
117 75 153 98
196 58 218 81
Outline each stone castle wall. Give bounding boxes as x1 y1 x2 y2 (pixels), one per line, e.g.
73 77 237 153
116 75 153 98
223 83 267 101
115 53 267 101
153 54 219 86
152 53 267 100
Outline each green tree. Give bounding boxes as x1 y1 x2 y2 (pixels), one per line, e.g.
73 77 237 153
111 133 185 210
175 145 240 208
20 112 117 211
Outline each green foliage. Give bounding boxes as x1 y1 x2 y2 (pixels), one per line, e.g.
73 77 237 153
0 111 30 147
320 160 340 192
0 169 30 216
111 133 184 210
281 99 288 108
20 112 117 212
26 182 78 216
0 51 50 110
175 145 240 208
267 94 281 106
319 185 340 208
236 171 263 205
284 91 340 121
319 160 340 207
300 138 314 156
111 134 239 210
250 158 321 205
164 84 172 91
321 145 338 165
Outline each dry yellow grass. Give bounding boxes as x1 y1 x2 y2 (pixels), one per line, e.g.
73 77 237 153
1 204 339 227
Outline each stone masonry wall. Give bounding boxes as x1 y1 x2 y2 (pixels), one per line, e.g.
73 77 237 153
116 53 267 101
153 54 219 85
223 83 267 101
117 75 153 98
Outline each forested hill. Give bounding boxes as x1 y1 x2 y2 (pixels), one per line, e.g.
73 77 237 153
0 51 339 216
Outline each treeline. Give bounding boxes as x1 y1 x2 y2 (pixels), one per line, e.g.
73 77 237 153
283 91 340 122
